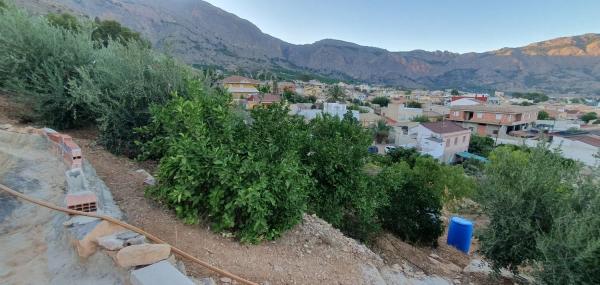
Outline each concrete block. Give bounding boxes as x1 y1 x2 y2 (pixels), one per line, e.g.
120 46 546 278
116 244 171 267
65 168 86 193
130 260 195 285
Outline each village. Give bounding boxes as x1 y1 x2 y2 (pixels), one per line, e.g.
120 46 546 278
222 75 600 166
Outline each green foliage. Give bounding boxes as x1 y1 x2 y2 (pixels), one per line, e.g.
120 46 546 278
301 113 384 240
92 19 149 48
411 115 430 123
537 110 550 120
371 96 389 107
257 84 271 94
139 82 312 243
512 92 549 103
0 6 97 128
0 5 188 155
69 41 190 156
477 146 579 273
327 85 346 102
405 101 422 108
451 89 459 95
46 13 80 32
282 89 311 103
580 112 598 123
535 177 600 285
377 158 444 246
371 119 390 143
0 0 5 9
468 134 495 157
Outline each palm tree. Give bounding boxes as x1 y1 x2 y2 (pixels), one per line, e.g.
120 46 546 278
372 119 391 143
327 85 346 102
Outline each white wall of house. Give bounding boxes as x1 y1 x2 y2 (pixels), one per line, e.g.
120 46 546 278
450 98 481 107
415 125 470 163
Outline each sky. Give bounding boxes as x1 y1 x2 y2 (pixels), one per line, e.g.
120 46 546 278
203 0 600 53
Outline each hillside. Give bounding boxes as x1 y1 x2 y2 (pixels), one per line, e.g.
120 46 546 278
15 0 600 95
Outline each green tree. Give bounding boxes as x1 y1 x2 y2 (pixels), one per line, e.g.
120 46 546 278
258 84 271 94
537 110 550 120
411 115 430 123
92 19 149 48
451 89 460 96
139 83 312 243
377 157 444 245
468 134 495 157
371 96 390 107
300 113 384 240
405 101 422 108
46 13 81 32
372 119 391 143
477 146 579 273
581 112 598 123
535 176 600 285
327 85 346 102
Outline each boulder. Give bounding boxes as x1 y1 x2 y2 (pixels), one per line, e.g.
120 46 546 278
116 244 171 267
76 220 126 258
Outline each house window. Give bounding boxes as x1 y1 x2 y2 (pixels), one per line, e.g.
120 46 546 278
454 137 458 145
495 113 502 120
508 115 513 121
453 111 459 117
462 136 466 143
476 112 483 119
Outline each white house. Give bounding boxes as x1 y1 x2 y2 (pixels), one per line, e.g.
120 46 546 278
415 121 471 163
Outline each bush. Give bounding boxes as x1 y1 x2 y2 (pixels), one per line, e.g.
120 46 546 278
535 177 600 284
300 113 386 240
371 96 389 107
138 82 312 243
377 158 444 246
477 146 579 273
69 40 190 156
0 7 96 128
468 134 495 157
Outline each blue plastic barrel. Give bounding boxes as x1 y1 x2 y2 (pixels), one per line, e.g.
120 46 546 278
447 216 474 254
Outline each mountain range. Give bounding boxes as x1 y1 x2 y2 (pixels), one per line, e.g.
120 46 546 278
15 0 600 95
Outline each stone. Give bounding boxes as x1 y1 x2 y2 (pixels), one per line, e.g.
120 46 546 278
116 244 171 267
126 235 147 246
76 220 126 258
220 277 232 283
97 235 125 251
196 277 216 285
130 260 194 285
116 230 140 240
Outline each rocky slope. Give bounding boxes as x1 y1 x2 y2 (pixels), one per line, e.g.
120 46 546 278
15 0 600 94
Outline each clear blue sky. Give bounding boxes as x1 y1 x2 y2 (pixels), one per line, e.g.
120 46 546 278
204 0 600 53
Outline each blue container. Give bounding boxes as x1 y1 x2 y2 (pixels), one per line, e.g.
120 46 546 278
447 216 474 254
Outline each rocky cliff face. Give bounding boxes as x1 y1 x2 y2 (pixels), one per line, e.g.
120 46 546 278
15 0 600 95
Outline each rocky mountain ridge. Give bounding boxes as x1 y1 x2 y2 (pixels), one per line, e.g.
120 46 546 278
15 0 600 95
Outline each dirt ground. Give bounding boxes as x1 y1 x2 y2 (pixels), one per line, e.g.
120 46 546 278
0 94 507 285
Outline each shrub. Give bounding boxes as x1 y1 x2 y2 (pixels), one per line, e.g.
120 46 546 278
139 82 312 243
69 40 190 156
377 157 444 246
0 7 96 128
477 146 579 273
371 96 389 107
468 134 495 157
300 112 386 240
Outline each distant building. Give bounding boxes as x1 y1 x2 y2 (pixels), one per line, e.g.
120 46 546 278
416 121 471 164
381 102 423 122
291 102 359 121
449 105 538 137
450 98 482 107
222 76 260 99
276 81 296 94
359 112 383 127
246 94 281 109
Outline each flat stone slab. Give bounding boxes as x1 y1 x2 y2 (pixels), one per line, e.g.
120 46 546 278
130 260 195 285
